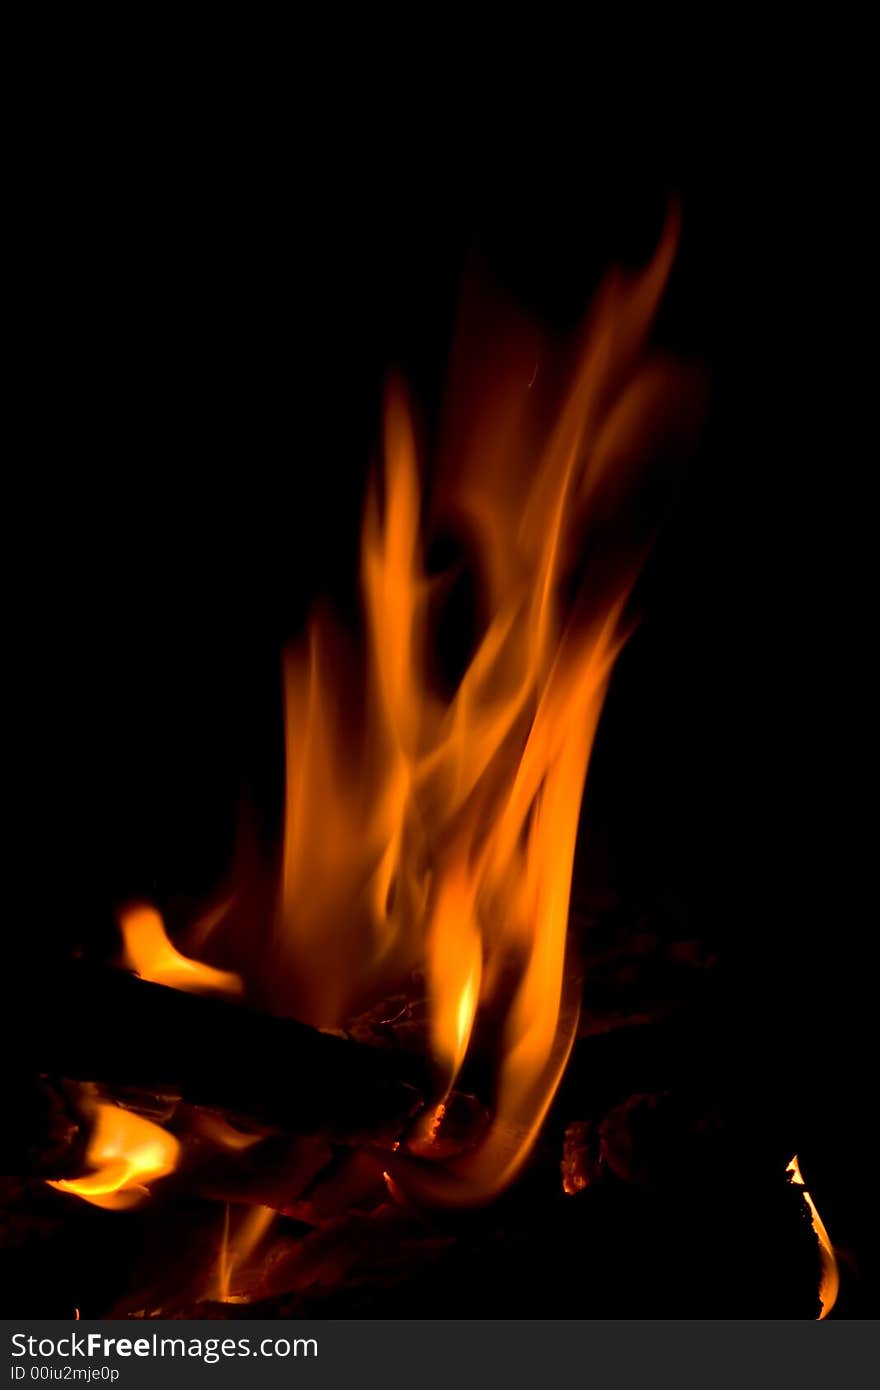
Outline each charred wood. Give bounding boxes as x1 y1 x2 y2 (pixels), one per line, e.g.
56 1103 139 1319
12 962 429 1142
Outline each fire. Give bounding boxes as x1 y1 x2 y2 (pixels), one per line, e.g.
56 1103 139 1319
787 1155 840 1319
119 903 242 998
270 207 692 1202
47 907 235 1217
48 1100 179 1211
192 1114 263 1152
55 210 698 1224
215 1204 275 1303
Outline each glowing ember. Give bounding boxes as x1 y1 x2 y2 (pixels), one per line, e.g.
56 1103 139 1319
48 1100 179 1211
786 1155 839 1319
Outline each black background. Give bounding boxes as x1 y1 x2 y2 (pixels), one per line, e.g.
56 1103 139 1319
6 78 875 1312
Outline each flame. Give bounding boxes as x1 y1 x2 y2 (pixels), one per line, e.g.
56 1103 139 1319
89 210 697 1215
48 1101 179 1211
787 1155 840 1319
215 1204 275 1303
119 903 242 997
268 208 692 1203
192 1113 263 1152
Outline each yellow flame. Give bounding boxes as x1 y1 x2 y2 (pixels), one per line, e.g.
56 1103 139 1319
426 863 482 1087
48 1102 179 1211
119 903 242 997
787 1155 840 1319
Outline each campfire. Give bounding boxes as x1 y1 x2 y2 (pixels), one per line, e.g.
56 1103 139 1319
5 208 844 1320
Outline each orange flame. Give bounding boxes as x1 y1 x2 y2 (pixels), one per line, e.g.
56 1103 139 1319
192 1113 263 1152
48 1101 179 1211
215 1204 275 1303
268 208 693 1202
787 1155 840 1319
119 903 242 998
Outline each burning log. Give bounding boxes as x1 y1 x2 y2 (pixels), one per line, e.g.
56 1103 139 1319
14 961 429 1145
6 950 721 1182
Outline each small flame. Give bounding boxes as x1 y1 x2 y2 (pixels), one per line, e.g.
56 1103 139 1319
48 1101 179 1211
215 1204 275 1303
426 865 482 1087
119 904 242 997
787 1155 839 1319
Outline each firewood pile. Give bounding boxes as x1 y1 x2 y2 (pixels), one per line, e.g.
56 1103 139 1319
0 891 834 1318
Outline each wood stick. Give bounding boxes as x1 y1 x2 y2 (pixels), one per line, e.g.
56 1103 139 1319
15 961 430 1136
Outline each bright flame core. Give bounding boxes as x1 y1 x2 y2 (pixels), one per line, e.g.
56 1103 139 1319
48 1100 179 1211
